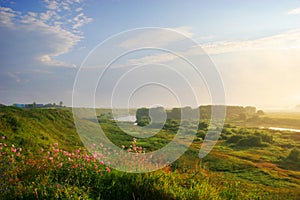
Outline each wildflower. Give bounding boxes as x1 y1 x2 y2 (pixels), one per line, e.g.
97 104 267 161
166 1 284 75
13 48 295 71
100 143 103 147
105 167 111 173
94 164 98 170
3 143 7 147
1 136 5 140
54 143 58 147
99 161 104 165
11 147 16 153
121 145 125 149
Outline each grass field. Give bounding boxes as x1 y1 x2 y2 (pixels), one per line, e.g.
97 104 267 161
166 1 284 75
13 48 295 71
0 106 300 199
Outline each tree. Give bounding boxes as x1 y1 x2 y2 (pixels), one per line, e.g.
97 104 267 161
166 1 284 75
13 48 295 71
257 110 265 115
59 101 63 107
136 108 150 126
149 107 165 123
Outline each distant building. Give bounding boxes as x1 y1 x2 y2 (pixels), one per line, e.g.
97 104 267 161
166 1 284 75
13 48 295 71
13 104 26 108
13 103 44 108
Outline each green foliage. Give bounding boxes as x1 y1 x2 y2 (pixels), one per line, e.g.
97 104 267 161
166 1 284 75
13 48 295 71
287 148 300 162
227 135 245 143
237 135 264 147
137 116 150 126
1 107 300 199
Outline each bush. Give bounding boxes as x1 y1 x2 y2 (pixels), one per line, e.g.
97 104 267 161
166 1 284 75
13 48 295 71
287 148 300 162
227 135 244 143
236 135 264 147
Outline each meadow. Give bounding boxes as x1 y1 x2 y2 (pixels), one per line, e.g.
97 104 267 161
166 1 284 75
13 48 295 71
0 105 300 199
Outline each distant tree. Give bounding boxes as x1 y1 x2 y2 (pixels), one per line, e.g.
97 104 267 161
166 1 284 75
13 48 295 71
32 102 36 108
59 101 63 107
245 106 256 114
136 108 150 126
257 110 265 115
238 113 247 121
168 108 181 120
149 107 165 123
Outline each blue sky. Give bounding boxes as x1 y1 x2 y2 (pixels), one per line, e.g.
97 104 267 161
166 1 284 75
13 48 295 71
1 0 300 110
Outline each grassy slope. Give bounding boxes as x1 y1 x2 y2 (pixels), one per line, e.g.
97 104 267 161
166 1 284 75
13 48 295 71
1 106 300 199
0 106 82 153
228 112 300 129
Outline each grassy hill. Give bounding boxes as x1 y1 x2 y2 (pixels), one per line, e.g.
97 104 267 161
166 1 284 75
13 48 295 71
0 106 82 153
1 106 300 199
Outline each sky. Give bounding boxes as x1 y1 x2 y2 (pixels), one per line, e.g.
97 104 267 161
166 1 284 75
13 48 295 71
1 0 300 110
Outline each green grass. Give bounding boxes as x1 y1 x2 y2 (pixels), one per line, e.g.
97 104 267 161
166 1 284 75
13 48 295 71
1 106 300 199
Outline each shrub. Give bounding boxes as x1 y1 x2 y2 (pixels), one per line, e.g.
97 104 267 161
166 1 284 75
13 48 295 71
287 148 300 162
227 135 244 143
236 135 263 147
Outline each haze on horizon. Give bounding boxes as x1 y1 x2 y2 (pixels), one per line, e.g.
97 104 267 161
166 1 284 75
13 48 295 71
1 0 300 111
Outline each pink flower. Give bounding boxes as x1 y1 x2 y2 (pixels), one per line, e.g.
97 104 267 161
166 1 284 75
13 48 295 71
99 161 104 165
11 147 16 153
1 136 5 140
3 143 7 147
105 167 111 173
54 143 58 147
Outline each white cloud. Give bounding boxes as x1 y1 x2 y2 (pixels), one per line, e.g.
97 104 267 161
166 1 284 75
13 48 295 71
128 53 177 65
0 0 92 68
72 12 92 30
171 26 195 38
75 7 83 12
120 29 300 66
116 28 300 107
119 26 195 49
288 7 300 15
201 29 300 55
0 6 18 27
